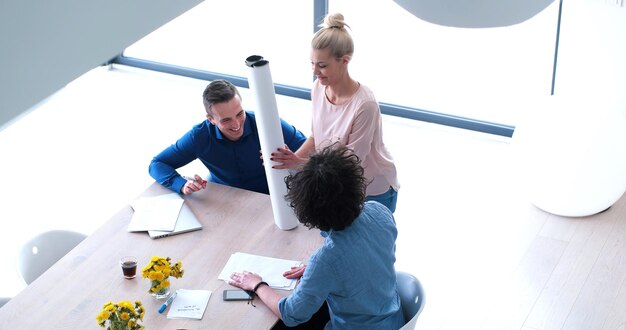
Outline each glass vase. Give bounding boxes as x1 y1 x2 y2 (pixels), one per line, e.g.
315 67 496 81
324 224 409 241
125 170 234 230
150 280 171 300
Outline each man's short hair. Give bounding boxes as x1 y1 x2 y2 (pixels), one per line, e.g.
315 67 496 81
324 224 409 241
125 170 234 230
202 79 242 117
285 143 367 231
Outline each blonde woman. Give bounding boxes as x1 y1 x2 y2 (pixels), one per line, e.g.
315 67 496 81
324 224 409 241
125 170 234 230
271 13 400 212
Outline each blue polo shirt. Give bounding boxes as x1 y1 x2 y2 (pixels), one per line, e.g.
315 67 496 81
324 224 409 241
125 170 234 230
149 111 306 194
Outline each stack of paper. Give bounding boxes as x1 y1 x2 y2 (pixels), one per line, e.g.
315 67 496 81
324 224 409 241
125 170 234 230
218 252 302 290
128 193 183 232
167 289 212 320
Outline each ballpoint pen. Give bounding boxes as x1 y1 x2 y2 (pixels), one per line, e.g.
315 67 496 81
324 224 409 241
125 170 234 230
183 176 208 185
182 175 207 193
158 291 178 314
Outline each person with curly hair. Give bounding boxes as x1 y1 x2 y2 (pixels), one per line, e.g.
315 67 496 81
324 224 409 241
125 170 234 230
229 144 404 329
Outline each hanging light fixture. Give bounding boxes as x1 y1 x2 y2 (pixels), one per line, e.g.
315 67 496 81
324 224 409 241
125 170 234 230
393 0 555 28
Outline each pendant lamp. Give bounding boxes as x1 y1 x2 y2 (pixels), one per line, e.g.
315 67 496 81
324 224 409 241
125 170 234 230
393 0 555 28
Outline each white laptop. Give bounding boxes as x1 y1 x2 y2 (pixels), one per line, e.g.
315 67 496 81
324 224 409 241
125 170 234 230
148 202 203 239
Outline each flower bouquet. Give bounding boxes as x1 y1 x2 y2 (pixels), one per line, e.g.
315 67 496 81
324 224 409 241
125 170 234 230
96 300 144 330
142 256 184 299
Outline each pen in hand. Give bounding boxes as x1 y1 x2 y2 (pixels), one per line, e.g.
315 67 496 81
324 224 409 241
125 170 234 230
182 175 207 195
158 291 178 314
184 175 207 185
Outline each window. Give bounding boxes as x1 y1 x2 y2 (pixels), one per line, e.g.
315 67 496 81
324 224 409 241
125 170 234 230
328 0 559 125
124 1 313 88
122 0 560 132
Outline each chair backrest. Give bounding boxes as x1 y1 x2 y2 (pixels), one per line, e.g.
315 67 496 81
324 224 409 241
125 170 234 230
396 271 425 330
17 230 87 285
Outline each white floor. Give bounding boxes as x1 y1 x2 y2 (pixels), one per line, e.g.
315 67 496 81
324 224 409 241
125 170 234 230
1 65 530 328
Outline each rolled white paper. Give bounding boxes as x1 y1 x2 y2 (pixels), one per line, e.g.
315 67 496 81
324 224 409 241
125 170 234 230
246 55 299 230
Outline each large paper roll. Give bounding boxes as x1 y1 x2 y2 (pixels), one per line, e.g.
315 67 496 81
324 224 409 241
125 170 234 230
245 55 299 230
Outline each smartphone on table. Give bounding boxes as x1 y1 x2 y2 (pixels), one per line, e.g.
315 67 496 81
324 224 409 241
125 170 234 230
222 289 254 301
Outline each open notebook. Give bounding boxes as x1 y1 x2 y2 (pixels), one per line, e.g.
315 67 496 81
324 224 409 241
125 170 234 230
148 202 202 239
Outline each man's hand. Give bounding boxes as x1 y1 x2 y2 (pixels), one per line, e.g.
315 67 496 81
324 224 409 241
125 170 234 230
181 174 207 195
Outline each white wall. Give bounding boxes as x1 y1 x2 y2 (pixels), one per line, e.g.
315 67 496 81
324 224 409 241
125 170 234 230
0 0 203 131
555 0 626 98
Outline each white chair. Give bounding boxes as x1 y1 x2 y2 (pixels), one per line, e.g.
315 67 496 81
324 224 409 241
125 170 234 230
17 230 87 285
397 271 426 330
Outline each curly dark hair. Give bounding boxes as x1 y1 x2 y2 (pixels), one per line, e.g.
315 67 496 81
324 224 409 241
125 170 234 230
284 143 367 231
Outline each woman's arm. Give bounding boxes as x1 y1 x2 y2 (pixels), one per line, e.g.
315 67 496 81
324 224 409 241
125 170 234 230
295 136 316 158
270 136 316 170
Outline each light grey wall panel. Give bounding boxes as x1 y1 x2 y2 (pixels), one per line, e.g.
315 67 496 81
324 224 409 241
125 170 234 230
0 0 203 130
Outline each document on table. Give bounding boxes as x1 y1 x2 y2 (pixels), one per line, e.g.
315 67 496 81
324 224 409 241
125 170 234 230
218 252 301 290
167 289 212 320
127 193 184 232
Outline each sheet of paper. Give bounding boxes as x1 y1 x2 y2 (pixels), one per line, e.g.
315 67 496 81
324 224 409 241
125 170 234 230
218 252 301 290
127 193 183 232
166 289 212 320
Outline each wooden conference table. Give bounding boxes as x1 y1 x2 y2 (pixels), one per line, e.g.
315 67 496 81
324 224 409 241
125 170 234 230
0 182 324 329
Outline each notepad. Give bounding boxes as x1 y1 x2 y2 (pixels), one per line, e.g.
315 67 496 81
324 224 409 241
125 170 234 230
166 289 212 320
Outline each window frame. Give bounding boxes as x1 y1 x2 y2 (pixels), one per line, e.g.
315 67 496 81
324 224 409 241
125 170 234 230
109 0 566 138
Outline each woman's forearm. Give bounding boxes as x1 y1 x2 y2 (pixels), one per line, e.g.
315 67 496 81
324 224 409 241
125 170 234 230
295 136 316 159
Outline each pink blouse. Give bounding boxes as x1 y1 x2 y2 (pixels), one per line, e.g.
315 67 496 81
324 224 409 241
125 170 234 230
310 79 400 196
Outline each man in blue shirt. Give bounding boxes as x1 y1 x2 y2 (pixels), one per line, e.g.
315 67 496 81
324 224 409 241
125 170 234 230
149 79 306 195
229 144 405 329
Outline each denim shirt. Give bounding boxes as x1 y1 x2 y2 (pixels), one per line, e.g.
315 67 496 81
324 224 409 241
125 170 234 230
278 201 405 329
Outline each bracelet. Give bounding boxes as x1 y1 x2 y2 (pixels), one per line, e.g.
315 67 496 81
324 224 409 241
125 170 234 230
253 281 269 293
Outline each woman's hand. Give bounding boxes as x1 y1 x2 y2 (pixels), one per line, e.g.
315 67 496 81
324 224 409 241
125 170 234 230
283 265 306 279
270 145 307 170
229 271 264 291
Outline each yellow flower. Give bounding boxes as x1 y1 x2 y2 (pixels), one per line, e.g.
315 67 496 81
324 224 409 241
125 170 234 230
147 271 158 281
162 268 171 277
96 310 109 326
96 300 144 330
119 301 133 310
104 302 116 313
142 255 184 294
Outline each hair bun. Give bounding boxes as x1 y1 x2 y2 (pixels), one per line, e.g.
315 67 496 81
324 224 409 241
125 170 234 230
324 13 347 30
